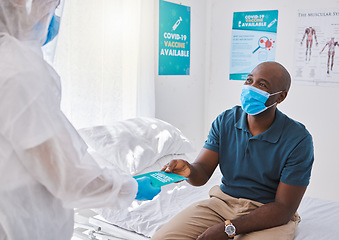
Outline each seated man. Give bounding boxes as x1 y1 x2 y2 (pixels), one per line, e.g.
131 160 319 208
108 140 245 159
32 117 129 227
151 61 314 240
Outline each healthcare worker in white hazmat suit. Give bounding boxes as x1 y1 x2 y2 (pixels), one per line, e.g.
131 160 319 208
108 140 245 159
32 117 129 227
0 0 161 239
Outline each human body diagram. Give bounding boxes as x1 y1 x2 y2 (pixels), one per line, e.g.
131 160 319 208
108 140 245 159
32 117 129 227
300 27 318 61
320 37 339 74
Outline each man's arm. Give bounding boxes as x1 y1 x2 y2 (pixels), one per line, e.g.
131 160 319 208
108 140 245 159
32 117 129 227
320 43 328 53
313 29 318 44
232 182 306 234
197 182 306 240
163 148 219 186
23 135 138 209
300 29 307 44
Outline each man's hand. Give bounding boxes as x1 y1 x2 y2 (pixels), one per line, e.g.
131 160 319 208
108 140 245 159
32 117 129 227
161 149 219 186
161 159 191 178
197 222 228 240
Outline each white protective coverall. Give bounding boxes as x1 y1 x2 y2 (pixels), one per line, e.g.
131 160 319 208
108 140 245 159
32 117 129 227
0 1 138 239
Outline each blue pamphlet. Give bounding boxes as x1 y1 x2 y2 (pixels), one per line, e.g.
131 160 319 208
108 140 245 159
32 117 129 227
133 171 187 187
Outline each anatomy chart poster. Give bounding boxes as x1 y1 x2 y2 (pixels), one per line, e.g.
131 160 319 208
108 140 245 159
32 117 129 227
294 9 339 86
159 0 191 75
230 10 278 81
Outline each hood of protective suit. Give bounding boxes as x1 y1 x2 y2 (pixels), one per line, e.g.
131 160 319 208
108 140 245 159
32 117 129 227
0 0 59 45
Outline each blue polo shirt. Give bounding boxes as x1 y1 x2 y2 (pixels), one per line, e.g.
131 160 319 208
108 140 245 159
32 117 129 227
204 106 314 204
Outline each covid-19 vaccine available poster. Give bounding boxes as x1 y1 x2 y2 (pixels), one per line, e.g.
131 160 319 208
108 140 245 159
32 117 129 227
230 10 279 81
159 0 191 75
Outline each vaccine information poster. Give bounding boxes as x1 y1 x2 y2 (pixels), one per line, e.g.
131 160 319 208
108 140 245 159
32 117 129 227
159 0 191 75
230 10 279 81
294 9 339 86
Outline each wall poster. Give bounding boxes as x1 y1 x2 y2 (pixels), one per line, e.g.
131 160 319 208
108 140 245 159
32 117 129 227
294 9 339 86
159 0 191 75
230 10 279 81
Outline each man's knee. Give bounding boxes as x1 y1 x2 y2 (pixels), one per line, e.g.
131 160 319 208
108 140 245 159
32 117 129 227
151 198 223 240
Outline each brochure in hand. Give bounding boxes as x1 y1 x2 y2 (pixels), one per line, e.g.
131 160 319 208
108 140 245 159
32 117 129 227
133 171 188 187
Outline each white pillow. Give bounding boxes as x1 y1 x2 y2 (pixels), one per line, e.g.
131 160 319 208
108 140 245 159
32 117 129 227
78 117 195 175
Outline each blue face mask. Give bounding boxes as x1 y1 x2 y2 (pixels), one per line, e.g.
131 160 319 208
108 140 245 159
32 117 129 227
240 85 282 115
43 14 61 46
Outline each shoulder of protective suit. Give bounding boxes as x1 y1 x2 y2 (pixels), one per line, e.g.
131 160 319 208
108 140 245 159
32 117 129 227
0 34 49 88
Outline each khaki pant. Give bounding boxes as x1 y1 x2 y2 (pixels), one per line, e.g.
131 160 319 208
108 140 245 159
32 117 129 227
151 186 300 240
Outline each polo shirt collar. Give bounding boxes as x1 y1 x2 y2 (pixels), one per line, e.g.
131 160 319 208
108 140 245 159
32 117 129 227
235 109 249 131
235 108 285 143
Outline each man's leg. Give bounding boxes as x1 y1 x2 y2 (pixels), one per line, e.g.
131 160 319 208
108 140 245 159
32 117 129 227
235 213 300 240
151 186 237 240
309 40 313 61
330 53 335 70
306 41 310 60
151 185 300 240
305 47 308 61
327 53 331 74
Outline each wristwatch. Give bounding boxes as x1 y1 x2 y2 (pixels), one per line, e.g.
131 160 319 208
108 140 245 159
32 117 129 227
224 220 236 239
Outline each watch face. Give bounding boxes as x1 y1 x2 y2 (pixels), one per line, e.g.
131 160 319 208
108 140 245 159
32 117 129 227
225 225 235 235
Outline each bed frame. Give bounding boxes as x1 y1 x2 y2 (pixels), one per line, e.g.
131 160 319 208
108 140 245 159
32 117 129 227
73 209 148 240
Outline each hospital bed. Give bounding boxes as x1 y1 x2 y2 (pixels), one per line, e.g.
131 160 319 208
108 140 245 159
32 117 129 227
74 117 339 240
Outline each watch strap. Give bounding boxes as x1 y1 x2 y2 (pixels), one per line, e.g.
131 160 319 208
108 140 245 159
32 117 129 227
225 220 236 239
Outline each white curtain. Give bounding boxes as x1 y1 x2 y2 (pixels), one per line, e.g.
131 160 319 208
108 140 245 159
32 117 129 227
53 0 155 129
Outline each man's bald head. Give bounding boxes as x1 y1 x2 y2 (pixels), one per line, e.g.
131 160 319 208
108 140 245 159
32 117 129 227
254 61 291 93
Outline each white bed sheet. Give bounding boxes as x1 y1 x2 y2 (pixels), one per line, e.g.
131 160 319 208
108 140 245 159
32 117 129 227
93 167 339 239
295 196 339 239
94 168 222 238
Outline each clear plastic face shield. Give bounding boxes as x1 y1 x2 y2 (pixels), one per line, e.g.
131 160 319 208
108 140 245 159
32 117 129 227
0 0 61 45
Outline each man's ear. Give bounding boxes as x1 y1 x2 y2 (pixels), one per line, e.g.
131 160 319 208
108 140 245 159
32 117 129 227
277 91 288 104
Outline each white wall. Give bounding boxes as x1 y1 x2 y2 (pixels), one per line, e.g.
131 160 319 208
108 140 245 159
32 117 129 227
155 0 339 201
155 0 207 150
204 0 339 202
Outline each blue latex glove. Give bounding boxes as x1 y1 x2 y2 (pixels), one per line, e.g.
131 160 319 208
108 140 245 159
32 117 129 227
135 176 161 201
43 14 61 46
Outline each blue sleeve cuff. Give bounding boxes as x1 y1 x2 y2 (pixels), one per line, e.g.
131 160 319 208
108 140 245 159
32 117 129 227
203 143 219 153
